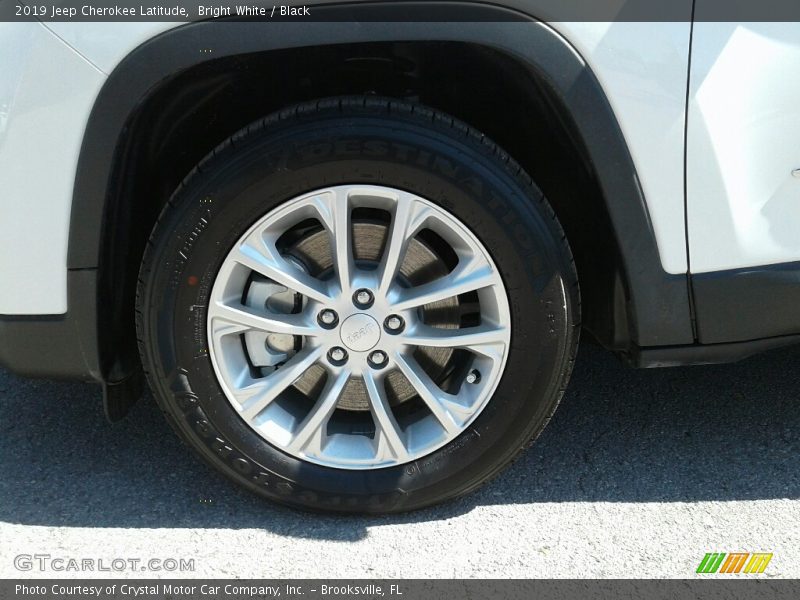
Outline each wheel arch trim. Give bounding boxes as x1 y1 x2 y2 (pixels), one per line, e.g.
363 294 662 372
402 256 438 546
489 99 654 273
61 6 694 390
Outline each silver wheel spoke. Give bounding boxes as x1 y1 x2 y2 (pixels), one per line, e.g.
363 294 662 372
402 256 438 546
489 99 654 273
208 302 317 338
236 346 323 420
310 190 354 296
233 242 331 304
363 370 410 462
394 353 465 435
402 323 508 355
391 259 497 311
286 369 350 455
377 194 430 296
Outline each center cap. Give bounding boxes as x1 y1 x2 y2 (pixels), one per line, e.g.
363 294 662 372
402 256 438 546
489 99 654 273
339 313 381 352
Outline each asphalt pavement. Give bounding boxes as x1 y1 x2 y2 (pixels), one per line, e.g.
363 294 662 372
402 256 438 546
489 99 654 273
2 341 799 578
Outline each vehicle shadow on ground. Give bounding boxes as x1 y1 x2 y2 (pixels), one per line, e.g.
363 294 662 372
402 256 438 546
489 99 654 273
1 341 799 540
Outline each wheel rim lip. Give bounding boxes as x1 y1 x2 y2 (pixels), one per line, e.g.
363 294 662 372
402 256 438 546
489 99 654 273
206 184 512 470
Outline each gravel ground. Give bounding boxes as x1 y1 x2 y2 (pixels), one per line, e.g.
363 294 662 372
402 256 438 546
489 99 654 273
1 342 799 579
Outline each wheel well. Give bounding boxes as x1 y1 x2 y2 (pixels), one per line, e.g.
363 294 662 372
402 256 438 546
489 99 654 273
100 41 623 383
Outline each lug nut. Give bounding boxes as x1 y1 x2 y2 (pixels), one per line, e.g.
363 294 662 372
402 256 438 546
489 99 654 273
368 350 388 369
318 309 338 328
466 369 481 384
384 315 405 334
353 288 374 309
328 347 348 365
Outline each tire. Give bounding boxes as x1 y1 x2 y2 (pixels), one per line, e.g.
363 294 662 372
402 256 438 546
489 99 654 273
136 97 579 513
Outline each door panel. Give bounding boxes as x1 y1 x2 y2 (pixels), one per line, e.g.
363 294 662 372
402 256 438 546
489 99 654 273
687 22 800 273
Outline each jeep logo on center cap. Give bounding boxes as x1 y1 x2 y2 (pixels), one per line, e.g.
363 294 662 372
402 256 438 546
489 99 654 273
339 313 381 352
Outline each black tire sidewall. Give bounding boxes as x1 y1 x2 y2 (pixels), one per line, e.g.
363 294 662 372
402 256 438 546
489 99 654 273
140 111 575 512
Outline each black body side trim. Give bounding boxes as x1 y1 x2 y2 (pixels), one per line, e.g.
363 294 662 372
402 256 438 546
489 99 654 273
692 261 800 344
627 260 800 366
628 334 800 368
0 270 101 382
